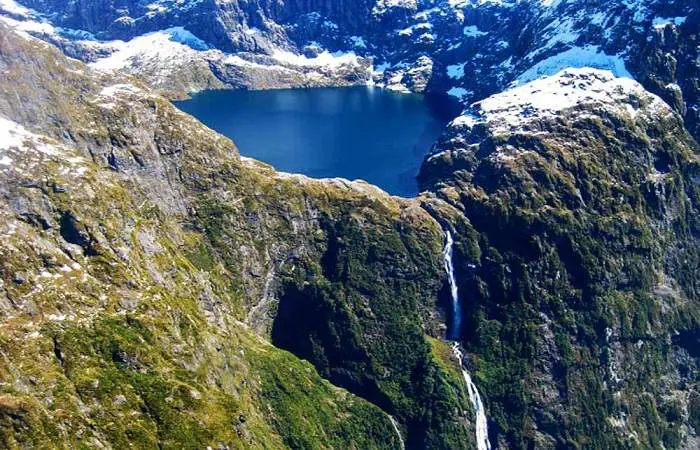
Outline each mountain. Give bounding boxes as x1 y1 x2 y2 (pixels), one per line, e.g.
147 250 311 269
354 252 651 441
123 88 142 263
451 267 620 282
0 22 475 448
421 68 700 447
2 0 698 141
0 0 699 449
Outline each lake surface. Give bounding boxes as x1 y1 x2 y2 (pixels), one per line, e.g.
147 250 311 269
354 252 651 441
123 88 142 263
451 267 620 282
175 86 457 197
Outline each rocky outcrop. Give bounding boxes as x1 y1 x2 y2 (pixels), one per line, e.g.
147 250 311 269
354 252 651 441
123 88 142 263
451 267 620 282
419 69 700 448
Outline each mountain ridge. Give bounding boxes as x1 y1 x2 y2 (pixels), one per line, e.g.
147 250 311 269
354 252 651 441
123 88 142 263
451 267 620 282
3 0 697 142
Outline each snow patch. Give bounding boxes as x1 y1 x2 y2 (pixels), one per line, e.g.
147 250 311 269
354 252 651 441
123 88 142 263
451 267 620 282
447 64 465 79
652 16 686 30
0 0 31 17
349 35 367 48
100 83 143 98
448 87 471 101
90 28 211 72
271 49 361 68
0 116 88 175
516 45 631 84
0 14 55 35
459 68 669 135
463 25 487 37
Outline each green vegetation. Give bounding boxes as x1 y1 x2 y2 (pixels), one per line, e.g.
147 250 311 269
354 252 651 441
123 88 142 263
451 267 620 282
0 20 697 450
422 99 700 448
0 27 473 449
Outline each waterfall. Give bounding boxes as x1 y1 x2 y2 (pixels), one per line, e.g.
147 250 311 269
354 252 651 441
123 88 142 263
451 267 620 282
442 230 492 450
452 343 492 450
388 415 405 450
442 230 461 339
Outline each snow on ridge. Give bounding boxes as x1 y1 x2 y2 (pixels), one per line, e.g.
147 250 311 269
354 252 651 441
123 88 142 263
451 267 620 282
89 28 210 72
451 68 669 134
222 54 293 73
0 0 31 17
271 49 361 68
516 45 632 85
0 12 55 36
652 16 687 30
0 116 87 175
448 0 552 9
0 3 102 44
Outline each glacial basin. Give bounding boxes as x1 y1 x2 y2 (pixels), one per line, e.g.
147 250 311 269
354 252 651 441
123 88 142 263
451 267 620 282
175 86 457 197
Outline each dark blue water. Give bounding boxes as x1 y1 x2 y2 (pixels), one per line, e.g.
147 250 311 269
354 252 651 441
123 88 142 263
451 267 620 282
175 87 456 197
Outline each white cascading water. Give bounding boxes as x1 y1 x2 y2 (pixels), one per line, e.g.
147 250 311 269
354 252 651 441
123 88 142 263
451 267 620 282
443 230 492 450
442 230 462 339
388 415 405 449
452 342 492 450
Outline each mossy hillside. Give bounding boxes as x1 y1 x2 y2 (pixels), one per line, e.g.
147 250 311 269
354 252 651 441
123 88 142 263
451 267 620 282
420 92 700 448
0 310 401 449
250 340 403 450
0 137 407 449
180 155 474 447
0 26 475 448
269 219 471 449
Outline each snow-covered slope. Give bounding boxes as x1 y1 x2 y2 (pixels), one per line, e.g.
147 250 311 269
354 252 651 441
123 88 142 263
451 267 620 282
449 68 669 135
1 0 697 144
424 67 676 175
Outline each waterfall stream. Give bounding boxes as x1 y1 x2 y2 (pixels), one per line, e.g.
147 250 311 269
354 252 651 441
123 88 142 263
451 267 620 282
442 230 492 450
451 343 492 450
388 415 405 449
442 230 462 339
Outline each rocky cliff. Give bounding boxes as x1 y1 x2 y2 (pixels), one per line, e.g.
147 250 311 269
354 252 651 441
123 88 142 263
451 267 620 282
420 68 700 448
0 24 474 448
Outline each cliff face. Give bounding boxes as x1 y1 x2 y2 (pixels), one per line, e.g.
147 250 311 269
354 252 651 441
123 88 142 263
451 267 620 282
420 69 700 448
0 25 473 449
18 0 374 51
630 9 700 144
